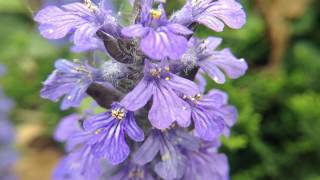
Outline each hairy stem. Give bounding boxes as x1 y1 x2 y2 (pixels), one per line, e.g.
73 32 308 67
86 83 123 109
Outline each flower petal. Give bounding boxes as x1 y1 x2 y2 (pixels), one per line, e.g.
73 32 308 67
83 112 114 131
198 89 229 108
95 123 130 165
123 112 145 142
199 49 247 84
133 130 161 165
54 114 81 142
121 24 149 37
199 61 226 84
203 37 223 54
141 30 166 60
61 84 88 110
34 3 104 45
192 108 224 141
149 85 191 129
195 71 207 93
121 79 154 111
160 29 189 60
195 0 246 31
74 23 100 46
167 23 193 35
155 135 186 180
34 3 91 39
164 73 200 96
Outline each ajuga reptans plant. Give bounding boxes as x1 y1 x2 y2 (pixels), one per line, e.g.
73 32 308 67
35 0 247 179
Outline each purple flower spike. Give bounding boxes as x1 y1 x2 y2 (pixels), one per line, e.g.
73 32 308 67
122 3 193 60
34 2 117 47
184 37 248 84
35 0 248 178
40 59 98 110
175 0 246 32
121 61 199 129
83 102 144 165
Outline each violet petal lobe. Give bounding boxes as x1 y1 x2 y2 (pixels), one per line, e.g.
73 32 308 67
155 140 186 180
34 2 105 46
54 114 81 142
123 113 145 142
140 30 167 60
121 24 150 37
199 49 247 84
195 0 246 32
164 73 200 96
121 79 154 111
167 23 193 35
192 108 225 141
133 131 161 165
149 85 191 129
92 122 130 165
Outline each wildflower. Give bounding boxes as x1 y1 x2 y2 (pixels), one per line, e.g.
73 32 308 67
122 2 193 60
34 1 117 48
182 37 248 84
121 61 199 129
173 0 246 32
185 89 237 141
53 117 104 179
40 59 98 110
83 102 144 165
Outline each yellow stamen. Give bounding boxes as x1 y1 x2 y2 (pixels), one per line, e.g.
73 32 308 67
111 108 126 120
161 153 171 161
150 9 162 20
165 77 170 81
195 94 202 100
84 0 98 11
95 129 102 135
150 68 161 77
129 170 144 178
190 94 202 102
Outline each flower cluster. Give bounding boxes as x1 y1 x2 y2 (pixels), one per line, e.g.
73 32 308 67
0 65 17 180
35 0 247 179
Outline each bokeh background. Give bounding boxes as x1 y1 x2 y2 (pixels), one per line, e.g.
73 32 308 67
0 0 319 179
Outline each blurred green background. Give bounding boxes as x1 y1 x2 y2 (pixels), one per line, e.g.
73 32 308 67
0 0 319 179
